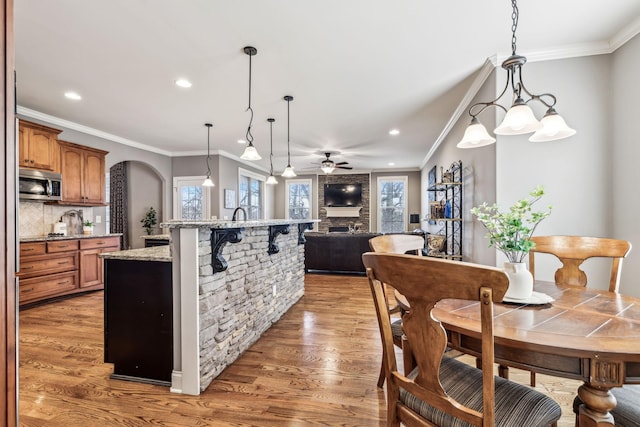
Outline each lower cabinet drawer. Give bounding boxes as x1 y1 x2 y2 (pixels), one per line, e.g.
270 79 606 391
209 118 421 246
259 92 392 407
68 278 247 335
19 271 78 304
80 236 121 250
19 253 78 278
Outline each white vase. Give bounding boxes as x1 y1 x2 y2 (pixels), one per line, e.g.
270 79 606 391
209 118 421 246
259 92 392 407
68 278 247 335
503 262 534 300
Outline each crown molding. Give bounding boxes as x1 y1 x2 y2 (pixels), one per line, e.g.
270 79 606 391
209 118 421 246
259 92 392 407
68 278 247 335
17 106 173 156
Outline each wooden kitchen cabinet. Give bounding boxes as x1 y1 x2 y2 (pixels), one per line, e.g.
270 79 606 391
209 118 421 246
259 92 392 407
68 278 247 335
79 236 121 288
59 140 108 205
18 236 121 307
18 120 62 172
18 241 78 305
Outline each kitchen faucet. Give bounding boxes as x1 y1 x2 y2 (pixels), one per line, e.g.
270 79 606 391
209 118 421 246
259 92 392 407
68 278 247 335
232 207 247 221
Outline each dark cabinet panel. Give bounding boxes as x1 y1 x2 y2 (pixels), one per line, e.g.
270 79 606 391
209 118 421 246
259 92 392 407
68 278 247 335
104 259 172 385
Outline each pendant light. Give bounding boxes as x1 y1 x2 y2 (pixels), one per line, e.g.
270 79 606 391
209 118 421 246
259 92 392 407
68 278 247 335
457 0 575 149
266 118 278 185
240 46 261 160
202 123 215 187
281 95 296 178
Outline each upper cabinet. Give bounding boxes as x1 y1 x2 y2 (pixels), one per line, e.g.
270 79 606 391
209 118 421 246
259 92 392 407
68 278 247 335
18 120 62 172
59 140 108 205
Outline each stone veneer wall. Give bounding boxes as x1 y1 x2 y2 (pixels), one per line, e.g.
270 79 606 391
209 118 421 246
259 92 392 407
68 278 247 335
317 174 370 233
196 226 305 390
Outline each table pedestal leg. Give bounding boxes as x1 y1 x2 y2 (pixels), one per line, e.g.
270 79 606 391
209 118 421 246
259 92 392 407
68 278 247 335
577 384 616 427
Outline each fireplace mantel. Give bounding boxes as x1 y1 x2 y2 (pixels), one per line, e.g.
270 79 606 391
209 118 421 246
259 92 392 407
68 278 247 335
324 206 362 218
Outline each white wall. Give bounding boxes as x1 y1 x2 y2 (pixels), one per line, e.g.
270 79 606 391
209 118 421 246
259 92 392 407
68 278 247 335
612 33 640 297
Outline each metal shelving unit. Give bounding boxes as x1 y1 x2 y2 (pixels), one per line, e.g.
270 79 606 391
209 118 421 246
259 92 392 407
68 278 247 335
427 160 462 260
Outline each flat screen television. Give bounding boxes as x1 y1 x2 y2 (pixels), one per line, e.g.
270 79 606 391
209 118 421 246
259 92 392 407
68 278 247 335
324 183 362 207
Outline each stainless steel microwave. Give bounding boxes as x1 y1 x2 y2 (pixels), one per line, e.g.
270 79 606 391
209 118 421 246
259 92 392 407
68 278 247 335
18 168 62 201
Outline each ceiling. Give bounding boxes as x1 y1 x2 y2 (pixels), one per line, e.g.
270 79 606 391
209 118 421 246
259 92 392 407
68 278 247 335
14 1 640 174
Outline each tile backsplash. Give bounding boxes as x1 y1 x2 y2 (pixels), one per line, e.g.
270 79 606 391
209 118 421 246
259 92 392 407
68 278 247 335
19 201 94 237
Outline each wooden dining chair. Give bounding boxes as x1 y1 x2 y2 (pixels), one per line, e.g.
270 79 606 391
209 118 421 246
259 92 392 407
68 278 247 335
521 235 632 387
368 234 424 387
363 252 562 427
528 235 631 293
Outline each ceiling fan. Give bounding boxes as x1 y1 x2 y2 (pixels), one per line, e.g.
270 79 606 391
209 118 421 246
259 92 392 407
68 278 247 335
320 152 352 174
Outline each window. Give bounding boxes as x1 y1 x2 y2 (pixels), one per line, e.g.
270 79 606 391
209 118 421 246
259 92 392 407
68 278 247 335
378 176 407 233
238 168 265 220
286 179 312 219
173 177 211 220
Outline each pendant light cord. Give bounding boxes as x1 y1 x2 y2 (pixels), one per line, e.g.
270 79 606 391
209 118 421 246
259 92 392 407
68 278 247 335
246 51 254 145
205 123 212 176
286 97 291 164
269 119 274 175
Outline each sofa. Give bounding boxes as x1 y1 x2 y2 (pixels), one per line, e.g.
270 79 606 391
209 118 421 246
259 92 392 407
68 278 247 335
304 232 381 273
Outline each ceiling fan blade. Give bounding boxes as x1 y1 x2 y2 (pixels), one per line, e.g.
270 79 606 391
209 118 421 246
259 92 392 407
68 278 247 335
335 161 349 166
337 165 353 170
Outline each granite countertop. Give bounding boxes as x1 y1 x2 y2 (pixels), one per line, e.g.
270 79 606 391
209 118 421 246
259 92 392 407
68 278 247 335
140 234 170 240
161 219 319 229
100 245 171 262
20 233 123 243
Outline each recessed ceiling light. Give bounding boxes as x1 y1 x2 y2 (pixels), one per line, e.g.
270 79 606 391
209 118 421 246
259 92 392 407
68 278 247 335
388 162 395 166
237 139 246 144
389 129 400 135
175 79 192 88
64 92 82 100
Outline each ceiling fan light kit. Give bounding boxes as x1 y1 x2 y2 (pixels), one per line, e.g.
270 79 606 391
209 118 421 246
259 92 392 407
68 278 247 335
319 152 352 174
281 95 297 178
202 123 215 187
457 0 575 149
240 46 262 160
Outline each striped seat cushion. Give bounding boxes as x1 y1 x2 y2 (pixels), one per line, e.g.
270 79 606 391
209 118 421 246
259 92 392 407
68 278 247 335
400 356 562 427
390 318 403 339
573 386 640 427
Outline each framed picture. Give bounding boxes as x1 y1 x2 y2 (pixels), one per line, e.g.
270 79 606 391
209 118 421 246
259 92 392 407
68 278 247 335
224 189 236 209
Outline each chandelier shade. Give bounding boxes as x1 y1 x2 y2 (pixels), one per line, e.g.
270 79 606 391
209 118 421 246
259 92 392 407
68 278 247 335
529 109 577 142
240 46 261 160
457 117 496 149
494 101 542 135
202 123 215 187
281 95 296 178
458 0 575 148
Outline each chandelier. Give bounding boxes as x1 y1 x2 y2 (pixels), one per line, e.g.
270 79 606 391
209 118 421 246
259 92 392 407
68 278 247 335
202 123 214 187
240 46 262 160
457 0 575 149
266 118 278 185
281 95 296 178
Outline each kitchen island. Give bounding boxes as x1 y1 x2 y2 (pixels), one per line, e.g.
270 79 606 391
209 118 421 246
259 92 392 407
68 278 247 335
115 219 315 395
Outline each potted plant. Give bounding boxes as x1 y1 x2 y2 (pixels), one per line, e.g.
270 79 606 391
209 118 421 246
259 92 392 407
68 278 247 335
141 207 158 235
83 220 94 235
471 185 552 299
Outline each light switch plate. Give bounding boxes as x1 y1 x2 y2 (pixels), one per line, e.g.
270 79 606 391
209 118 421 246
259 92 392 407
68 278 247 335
95 215 102 223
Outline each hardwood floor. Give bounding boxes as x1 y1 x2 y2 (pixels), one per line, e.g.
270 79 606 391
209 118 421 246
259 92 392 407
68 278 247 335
19 273 580 426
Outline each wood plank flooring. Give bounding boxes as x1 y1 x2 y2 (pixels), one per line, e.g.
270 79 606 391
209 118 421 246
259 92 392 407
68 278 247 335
19 273 580 426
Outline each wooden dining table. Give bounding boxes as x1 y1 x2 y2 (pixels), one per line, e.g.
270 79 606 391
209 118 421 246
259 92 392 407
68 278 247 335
395 281 640 427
